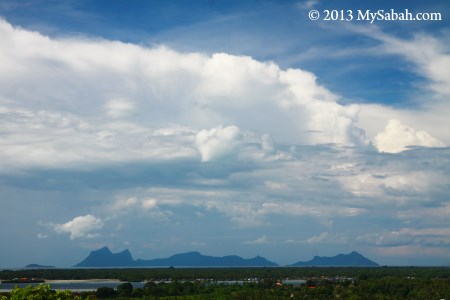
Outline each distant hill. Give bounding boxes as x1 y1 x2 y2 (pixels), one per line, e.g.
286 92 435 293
74 247 278 267
25 264 55 269
290 251 379 267
135 251 277 267
74 247 135 267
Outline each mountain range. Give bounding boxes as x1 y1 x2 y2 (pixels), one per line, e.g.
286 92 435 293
74 247 277 267
74 247 379 267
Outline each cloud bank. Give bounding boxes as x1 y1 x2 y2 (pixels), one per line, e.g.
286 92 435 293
0 19 447 172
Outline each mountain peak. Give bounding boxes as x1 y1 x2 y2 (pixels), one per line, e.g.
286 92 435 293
96 246 112 254
74 247 135 267
118 248 132 255
291 251 379 267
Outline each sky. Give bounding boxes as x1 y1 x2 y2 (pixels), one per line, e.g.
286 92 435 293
0 0 449 268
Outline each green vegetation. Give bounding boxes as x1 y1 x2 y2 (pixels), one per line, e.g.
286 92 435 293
1 266 449 281
0 284 82 300
0 267 449 299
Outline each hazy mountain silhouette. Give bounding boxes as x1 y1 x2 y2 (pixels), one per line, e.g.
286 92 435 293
25 264 55 269
74 247 135 267
74 248 378 267
290 251 379 267
74 247 278 267
136 251 278 267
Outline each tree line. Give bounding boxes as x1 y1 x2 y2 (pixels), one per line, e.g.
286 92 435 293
1 266 449 282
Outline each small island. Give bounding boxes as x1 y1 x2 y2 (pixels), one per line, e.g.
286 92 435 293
25 264 55 269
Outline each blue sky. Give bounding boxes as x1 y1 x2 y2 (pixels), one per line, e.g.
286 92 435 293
0 0 449 267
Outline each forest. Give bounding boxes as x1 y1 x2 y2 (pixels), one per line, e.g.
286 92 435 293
1 267 449 299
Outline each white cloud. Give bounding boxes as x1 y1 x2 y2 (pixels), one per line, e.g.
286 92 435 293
37 233 48 239
3 19 447 173
297 0 319 10
377 32 450 98
284 232 348 245
243 235 272 245
142 198 158 210
195 125 242 162
0 21 447 166
0 107 198 172
349 27 450 149
357 103 450 148
357 227 450 247
0 18 377 171
110 197 138 212
264 180 288 190
105 98 136 118
51 215 103 240
398 203 450 227
108 196 160 216
349 25 450 99
306 232 329 244
335 153 449 205
199 195 365 228
278 69 370 146
375 119 446 153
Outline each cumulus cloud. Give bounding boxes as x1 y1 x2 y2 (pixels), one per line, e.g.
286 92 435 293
0 18 376 170
0 20 447 166
194 125 242 162
357 103 450 149
51 215 103 239
375 119 446 153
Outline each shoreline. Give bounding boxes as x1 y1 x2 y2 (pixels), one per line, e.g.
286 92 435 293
0 279 145 293
44 279 124 283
